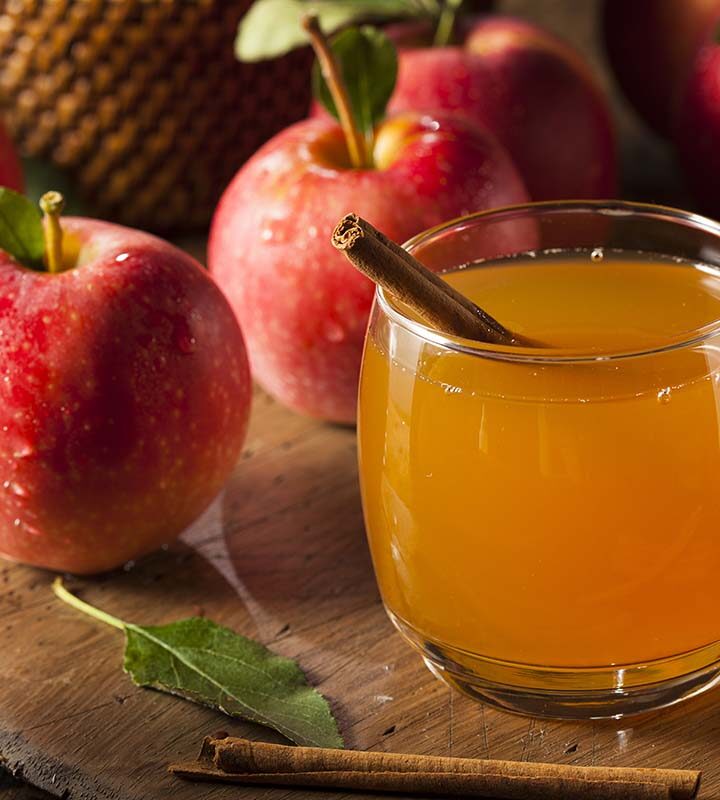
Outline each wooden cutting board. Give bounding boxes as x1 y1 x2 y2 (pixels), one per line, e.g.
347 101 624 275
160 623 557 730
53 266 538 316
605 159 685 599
1 386 720 800
0 0 704 795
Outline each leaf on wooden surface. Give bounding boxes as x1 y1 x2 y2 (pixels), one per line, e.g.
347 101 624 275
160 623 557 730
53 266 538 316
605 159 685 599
125 618 343 749
52 579 343 750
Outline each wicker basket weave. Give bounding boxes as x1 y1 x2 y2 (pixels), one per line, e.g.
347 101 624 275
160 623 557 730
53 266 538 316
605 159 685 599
0 0 312 232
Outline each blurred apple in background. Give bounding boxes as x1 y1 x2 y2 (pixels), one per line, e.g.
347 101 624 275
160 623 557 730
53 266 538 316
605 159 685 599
385 15 617 201
0 122 22 192
0 192 251 574
676 24 720 218
212 18 529 423
603 0 720 138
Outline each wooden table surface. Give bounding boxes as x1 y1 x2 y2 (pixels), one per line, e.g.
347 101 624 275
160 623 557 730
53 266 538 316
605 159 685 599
4 386 720 800
0 1 711 798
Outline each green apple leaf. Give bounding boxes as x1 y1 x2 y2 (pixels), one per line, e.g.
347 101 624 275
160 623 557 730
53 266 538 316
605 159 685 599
0 187 44 270
313 26 398 139
235 0 438 62
52 579 343 750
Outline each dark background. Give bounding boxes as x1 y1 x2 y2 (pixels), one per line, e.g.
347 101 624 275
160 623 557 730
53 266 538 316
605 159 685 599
501 0 687 206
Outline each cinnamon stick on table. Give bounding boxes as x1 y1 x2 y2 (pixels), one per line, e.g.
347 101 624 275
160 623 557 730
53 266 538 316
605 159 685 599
169 736 701 800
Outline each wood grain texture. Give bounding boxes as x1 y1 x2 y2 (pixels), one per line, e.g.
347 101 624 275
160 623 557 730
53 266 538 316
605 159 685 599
1 386 720 800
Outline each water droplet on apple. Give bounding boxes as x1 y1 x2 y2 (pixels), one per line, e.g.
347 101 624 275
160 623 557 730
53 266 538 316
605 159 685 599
3 480 26 497
115 252 130 263
13 518 21 527
22 522 41 536
420 116 440 131
8 481 27 497
12 442 33 459
176 334 196 354
260 219 288 244
173 320 197 354
322 321 346 343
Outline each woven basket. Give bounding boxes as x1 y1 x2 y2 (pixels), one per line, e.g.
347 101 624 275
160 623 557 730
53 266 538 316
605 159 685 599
0 0 312 232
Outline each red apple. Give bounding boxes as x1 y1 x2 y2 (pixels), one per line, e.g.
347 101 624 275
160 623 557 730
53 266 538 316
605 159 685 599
676 29 720 218
603 0 720 138
383 16 617 201
0 218 251 574
0 122 22 192
209 112 529 423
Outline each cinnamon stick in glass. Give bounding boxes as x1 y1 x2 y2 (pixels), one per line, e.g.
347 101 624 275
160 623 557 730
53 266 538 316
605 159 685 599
169 736 701 800
331 213 533 346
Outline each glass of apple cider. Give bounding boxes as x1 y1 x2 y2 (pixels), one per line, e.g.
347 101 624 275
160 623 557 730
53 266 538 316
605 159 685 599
358 201 720 719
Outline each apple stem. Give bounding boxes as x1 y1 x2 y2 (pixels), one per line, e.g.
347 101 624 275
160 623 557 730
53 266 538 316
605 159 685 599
433 0 462 47
302 14 369 169
40 191 65 274
52 577 126 631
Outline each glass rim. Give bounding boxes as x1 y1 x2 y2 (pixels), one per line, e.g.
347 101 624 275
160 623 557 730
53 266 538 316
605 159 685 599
376 199 720 364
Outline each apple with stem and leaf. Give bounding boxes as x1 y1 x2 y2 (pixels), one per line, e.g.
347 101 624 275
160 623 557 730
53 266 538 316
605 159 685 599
0 190 251 574
238 1 616 202
211 14 529 423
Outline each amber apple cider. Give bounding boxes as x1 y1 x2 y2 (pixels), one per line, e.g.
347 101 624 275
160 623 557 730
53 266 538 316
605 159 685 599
359 250 720 671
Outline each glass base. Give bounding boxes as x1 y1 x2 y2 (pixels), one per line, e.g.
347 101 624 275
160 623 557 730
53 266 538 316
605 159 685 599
388 610 720 720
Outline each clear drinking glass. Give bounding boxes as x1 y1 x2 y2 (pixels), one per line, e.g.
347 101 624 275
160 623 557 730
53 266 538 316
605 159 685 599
357 201 720 719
